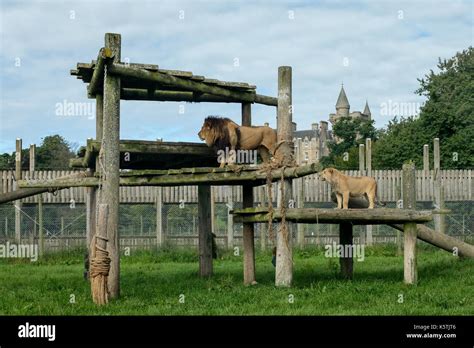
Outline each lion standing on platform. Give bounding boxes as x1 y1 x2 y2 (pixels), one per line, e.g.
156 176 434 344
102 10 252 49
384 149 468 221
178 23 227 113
320 167 384 209
198 116 277 167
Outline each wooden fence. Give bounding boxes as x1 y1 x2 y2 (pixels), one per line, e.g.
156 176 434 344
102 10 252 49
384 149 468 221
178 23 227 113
1 169 472 204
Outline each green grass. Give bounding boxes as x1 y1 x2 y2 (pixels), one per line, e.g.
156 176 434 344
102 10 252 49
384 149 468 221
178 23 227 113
0 245 472 315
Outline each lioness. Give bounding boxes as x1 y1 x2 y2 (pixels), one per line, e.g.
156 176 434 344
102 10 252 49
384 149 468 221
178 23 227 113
198 116 277 167
320 167 383 209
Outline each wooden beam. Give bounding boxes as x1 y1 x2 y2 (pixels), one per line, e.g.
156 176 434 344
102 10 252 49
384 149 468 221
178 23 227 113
15 138 22 244
108 63 258 103
20 163 320 188
198 185 213 277
102 33 121 299
29 144 36 173
232 208 433 224
242 102 256 285
433 138 446 234
87 48 111 97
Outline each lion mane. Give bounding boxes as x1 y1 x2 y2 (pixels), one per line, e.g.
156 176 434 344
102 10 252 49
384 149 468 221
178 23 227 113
198 116 239 151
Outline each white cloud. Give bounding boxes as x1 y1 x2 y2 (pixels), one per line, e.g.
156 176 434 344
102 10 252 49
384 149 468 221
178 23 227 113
0 0 472 153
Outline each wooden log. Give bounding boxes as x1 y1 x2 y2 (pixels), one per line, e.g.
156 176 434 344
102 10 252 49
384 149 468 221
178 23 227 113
296 178 305 248
19 163 320 188
87 48 109 97
102 33 121 299
121 88 278 106
241 102 256 285
275 66 293 287
233 208 432 224
29 144 36 173
365 139 373 246
339 223 353 279
402 163 417 284
198 185 213 277
38 196 44 256
108 63 257 103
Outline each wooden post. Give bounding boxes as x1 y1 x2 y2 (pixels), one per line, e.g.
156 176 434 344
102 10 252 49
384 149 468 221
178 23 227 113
227 186 234 249
433 138 446 234
423 144 429 173
156 187 163 246
29 144 36 173
395 184 402 256
365 138 373 246
198 185 213 277
358 144 366 245
359 144 365 175
38 196 44 256
102 33 121 298
402 163 417 284
29 144 36 247
275 66 293 287
210 187 216 235
296 178 305 248
242 102 256 285
339 223 353 279
15 138 22 244
259 186 266 251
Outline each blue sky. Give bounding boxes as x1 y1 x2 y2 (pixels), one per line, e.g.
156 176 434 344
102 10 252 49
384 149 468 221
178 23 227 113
0 0 472 153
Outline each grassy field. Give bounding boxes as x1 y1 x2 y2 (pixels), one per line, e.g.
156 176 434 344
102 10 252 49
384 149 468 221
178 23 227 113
0 245 472 315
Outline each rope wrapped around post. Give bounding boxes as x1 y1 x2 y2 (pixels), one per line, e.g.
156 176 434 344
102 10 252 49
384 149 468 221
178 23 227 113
90 204 111 305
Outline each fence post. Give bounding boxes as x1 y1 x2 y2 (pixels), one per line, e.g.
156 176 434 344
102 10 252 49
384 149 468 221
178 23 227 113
38 197 44 256
395 184 402 256
259 186 266 250
402 162 417 285
365 138 373 246
29 144 36 246
198 185 213 277
433 138 446 234
156 187 163 247
226 186 234 249
359 144 365 175
15 138 22 244
297 178 305 248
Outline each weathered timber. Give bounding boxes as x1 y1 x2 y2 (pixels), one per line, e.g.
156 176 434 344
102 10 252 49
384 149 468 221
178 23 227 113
87 48 110 97
20 163 320 188
120 88 277 106
108 63 259 103
339 223 353 279
198 185 213 277
1 172 90 204
102 33 121 299
242 102 256 285
402 163 417 284
232 208 432 224
275 66 293 287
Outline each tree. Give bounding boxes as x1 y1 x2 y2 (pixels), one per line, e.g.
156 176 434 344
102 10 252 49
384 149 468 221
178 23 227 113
35 135 75 170
373 47 474 169
320 117 377 169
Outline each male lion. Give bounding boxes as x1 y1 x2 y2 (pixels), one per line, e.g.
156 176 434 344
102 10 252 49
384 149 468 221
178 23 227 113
320 167 383 209
198 116 277 167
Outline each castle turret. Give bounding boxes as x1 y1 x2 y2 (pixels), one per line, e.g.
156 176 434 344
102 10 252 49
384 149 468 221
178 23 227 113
335 84 350 118
363 100 371 120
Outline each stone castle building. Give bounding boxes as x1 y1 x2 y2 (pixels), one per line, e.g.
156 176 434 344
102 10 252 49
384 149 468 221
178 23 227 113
293 85 372 165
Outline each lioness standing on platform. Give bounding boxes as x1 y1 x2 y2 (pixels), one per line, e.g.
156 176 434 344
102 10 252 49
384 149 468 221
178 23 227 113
320 167 381 209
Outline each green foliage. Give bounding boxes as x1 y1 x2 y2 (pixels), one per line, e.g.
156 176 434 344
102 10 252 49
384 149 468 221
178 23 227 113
373 47 474 169
36 135 75 170
320 117 376 169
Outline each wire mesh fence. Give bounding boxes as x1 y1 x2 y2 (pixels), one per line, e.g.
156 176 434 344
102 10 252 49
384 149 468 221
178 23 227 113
0 199 472 252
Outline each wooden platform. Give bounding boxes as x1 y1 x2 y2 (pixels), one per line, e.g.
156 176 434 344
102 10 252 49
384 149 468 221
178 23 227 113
71 139 218 169
232 207 433 224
